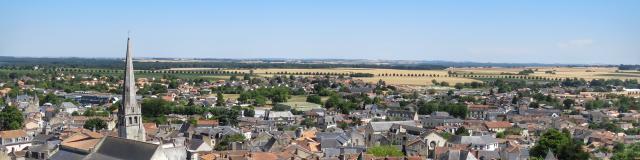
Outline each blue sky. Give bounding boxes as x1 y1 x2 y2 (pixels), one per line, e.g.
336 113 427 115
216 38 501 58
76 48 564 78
1 0 639 64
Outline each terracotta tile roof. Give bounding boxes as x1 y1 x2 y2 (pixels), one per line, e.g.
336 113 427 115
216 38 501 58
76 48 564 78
296 128 317 140
197 119 219 126
251 152 278 159
84 131 104 139
62 138 102 152
485 121 512 128
199 153 216 160
162 95 174 102
143 123 158 134
0 130 27 138
143 123 157 130
295 138 320 152
61 130 104 152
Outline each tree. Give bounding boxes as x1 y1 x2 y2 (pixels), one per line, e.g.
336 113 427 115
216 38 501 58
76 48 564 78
338 122 349 129
529 102 540 108
216 92 225 106
455 126 469 136
301 118 315 128
83 109 96 116
447 90 454 96
563 99 575 109
254 96 266 106
511 95 520 104
306 95 322 104
138 83 167 95
271 104 291 111
41 93 62 106
612 142 640 160
238 92 251 104
243 108 255 117
168 80 178 89
83 118 107 131
416 100 468 119
215 134 245 151
243 74 251 81
324 95 342 109
141 98 173 124
229 75 238 81
454 83 464 90
584 100 607 110
530 129 588 160
269 87 290 103
0 106 23 131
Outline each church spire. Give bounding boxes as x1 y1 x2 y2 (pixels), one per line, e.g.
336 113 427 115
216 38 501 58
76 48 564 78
118 36 146 142
123 37 136 111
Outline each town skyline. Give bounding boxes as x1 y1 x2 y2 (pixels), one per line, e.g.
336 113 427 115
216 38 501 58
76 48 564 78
1 1 640 159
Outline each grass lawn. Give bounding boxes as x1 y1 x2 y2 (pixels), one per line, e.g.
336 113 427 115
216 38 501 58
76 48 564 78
221 94 240 100
288 95 329 103
289 95 307 102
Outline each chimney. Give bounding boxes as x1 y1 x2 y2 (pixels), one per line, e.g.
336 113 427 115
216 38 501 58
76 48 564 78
295 127 304 138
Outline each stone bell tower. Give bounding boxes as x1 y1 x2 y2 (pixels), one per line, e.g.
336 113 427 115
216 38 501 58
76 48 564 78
117 37 146 142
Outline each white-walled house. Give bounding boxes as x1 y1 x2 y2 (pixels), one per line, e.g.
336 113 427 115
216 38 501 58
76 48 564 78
0 130 32 153
447 135 499 151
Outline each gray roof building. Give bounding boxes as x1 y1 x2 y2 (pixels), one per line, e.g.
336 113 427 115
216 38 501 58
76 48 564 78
84 136 167 160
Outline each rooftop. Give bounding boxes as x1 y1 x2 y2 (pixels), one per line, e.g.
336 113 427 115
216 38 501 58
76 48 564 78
0 130 28 139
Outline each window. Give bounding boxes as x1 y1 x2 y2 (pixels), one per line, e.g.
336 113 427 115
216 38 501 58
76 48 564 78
129 117 132 125
134 117 138 123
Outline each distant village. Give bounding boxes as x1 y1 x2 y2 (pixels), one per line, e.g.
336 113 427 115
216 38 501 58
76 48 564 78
0 41 639 160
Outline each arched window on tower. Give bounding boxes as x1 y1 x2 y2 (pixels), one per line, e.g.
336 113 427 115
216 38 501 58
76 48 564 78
134 117 138 124
129 117 132 125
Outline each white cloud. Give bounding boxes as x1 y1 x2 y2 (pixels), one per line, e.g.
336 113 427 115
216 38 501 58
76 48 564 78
557 39 594 48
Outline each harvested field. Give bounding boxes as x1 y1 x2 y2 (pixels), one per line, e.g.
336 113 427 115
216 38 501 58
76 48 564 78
227 68 448 76
154 66 638 86
448 67 640 81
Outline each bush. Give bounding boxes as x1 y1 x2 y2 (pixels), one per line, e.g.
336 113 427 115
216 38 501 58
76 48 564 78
306 95 322 104
83 118 107 131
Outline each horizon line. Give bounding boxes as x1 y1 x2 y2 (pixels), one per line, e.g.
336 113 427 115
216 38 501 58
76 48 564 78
1 56 638 66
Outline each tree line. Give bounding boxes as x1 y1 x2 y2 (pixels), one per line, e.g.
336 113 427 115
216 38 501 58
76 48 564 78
0 57 446 70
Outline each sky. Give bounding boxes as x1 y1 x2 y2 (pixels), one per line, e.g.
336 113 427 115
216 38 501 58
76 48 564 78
1 0 639 64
